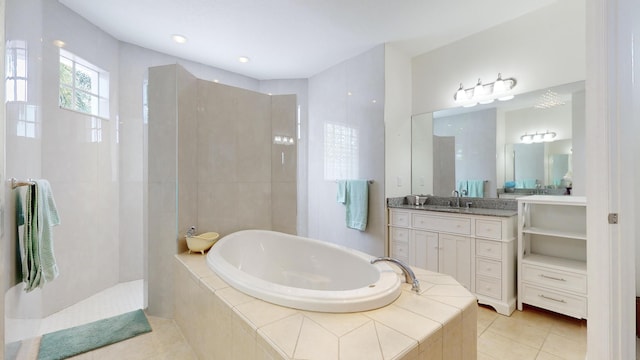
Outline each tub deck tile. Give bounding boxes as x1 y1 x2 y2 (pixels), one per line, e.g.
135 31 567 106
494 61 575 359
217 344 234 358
294 316 339 360
376 322 421 359
339 321 384 360
301 311 371 337
258 313 304 359
393 291 462 325
215 285 256 308
234 299 299 331
174 253 478 360
363 304 441 345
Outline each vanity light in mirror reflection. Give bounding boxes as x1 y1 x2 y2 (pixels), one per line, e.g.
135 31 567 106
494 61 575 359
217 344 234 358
411 81 585 198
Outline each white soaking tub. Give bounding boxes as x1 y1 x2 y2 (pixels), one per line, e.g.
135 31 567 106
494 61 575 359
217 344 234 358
206 229 402 312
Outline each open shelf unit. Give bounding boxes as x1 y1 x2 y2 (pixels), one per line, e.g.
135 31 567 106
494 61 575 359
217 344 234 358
517 195 587 319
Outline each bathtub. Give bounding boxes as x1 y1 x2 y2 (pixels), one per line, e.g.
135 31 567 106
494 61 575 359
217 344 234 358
206 229 402 312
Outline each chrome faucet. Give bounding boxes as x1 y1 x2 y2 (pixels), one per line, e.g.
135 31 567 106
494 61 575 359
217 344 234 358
451 190 461 207
371 257 421 293
186 226 196 238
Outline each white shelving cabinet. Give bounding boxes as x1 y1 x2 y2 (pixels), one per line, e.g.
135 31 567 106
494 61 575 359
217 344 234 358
516 195 587 319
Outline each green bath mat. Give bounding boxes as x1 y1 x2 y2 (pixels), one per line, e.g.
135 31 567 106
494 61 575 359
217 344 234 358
37 309 151 360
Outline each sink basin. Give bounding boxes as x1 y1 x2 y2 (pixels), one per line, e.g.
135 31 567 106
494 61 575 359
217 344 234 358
186 232 220 254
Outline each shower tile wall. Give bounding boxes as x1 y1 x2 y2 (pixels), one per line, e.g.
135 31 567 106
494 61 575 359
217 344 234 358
148 64 297 318
4 0 120 341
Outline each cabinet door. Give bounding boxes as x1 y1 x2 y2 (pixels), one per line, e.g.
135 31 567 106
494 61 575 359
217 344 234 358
439 233 472 290
412 230 439 272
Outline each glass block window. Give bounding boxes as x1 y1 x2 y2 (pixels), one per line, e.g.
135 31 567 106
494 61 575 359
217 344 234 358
324 122 359 180
59 49 109 118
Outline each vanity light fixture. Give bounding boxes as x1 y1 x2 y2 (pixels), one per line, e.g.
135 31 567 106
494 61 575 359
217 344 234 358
520 130 556 143
454 73 517 107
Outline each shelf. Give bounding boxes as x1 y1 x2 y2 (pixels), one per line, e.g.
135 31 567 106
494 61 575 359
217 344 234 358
517 195 587 206
522 227 587 241
522 254 587 274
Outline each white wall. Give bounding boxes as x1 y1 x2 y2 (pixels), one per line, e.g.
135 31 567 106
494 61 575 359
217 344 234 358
384 45 413 198
412 0 586 115
308 45 386 256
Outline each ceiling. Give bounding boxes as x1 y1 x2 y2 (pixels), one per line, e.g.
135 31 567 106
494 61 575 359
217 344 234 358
58 0 557 80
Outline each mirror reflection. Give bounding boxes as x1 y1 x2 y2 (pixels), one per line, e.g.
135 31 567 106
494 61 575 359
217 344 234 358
411 81 584 198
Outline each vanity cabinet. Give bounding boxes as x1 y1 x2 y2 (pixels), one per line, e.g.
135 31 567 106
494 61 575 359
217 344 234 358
388 208 517 315
516 195 587 319
411 229 472 290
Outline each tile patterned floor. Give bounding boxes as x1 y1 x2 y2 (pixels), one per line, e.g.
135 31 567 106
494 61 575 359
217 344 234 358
477 304 587 360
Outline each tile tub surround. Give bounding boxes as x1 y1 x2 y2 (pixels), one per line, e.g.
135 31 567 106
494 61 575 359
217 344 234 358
174 253 477 360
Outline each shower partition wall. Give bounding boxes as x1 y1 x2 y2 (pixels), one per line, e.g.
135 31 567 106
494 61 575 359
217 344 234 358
147 64 297 318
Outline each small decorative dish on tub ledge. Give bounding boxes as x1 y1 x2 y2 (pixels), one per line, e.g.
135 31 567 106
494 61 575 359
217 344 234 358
186 231 220 254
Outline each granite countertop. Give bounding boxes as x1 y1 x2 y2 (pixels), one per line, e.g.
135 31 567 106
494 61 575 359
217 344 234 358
388 204 517 217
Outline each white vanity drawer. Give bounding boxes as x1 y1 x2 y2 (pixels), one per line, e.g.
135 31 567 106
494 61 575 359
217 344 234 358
389 227 410 243
522 263 587 294
475 219 502 240
476 275 502 299
391 241 409 259
476 258 501 279
412 214 471 235
389 210 410 227
476 239 502 261
521 283 587 319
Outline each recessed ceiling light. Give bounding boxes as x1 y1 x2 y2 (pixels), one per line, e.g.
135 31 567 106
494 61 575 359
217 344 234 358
171 34 188 44
53 39 65 48
238 56 250 63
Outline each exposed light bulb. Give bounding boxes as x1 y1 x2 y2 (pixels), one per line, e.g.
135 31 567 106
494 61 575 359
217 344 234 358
493 73 506 94
455 83 466 102
521 133 533 144
533 133 544 143
473 79 484 100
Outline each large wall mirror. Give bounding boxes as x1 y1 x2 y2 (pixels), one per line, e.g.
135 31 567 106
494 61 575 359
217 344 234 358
411 81 585 198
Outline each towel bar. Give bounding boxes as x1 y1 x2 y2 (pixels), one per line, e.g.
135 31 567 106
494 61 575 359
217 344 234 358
334 180 374 184
10 177 35 189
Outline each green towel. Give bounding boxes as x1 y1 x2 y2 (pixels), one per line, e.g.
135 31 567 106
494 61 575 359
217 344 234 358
467 180 485 198
22 180 60 292
344 180 369 231
336 180 347 204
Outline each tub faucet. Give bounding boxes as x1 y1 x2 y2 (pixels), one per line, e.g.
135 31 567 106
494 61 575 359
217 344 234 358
371 257 420 293
186 226 196 238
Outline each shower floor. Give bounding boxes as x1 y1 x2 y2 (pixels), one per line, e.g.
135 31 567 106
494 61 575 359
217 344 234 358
6 279 144 345
38 279 144 335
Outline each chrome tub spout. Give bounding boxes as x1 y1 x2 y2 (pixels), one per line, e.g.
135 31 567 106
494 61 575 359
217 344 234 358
371 257 420 293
